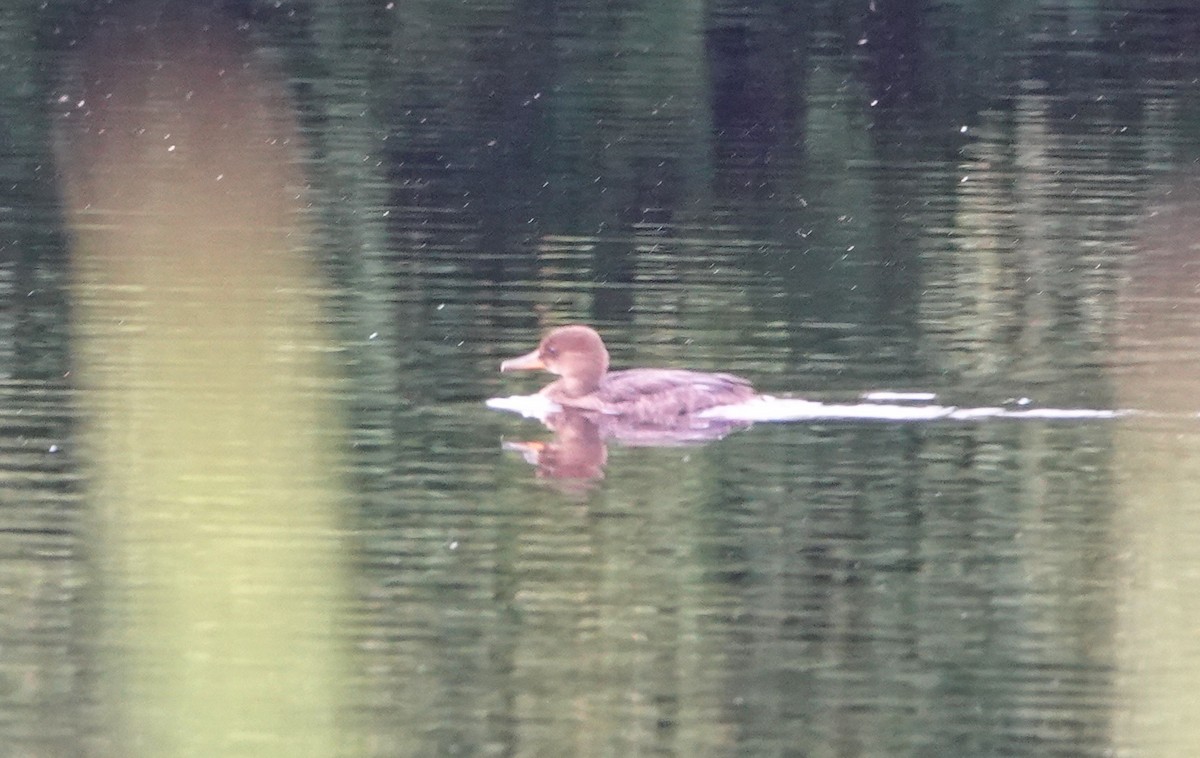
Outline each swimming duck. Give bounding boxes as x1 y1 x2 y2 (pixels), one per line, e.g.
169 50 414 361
500 325 756 422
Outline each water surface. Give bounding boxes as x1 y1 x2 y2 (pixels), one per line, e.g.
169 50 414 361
1 1 1199 755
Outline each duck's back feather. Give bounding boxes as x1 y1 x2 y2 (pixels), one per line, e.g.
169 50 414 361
555 368 755 421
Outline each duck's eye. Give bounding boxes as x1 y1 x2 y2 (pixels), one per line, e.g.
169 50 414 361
545 345 558 357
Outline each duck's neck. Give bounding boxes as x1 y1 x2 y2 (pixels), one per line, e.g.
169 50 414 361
557 371 602 398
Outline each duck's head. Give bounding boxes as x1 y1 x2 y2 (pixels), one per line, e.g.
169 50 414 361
501 325 610 397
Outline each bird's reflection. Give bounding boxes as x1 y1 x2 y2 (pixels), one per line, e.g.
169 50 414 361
503 408 750 489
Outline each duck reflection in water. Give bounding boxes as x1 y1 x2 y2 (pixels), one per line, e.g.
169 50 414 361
503 410 608 485
499 325 754 485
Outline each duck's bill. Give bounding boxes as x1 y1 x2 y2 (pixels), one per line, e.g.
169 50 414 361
500 349 544 372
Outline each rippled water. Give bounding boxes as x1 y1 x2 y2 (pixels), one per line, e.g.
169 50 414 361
4 1 1200 755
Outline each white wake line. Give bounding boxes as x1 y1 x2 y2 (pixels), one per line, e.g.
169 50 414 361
700 397 1124 422
485 394 1126 423
486 394 562 419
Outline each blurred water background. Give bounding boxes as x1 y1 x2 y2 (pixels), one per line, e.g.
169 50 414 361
2 1 1200 755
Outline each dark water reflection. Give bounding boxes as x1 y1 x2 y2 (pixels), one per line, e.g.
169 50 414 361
3 0 1200 755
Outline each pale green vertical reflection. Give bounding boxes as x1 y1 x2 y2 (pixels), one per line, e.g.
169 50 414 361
1112 182 1200 756
56 3 349 756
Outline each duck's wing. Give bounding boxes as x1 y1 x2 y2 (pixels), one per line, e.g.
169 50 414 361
581 368 755 419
